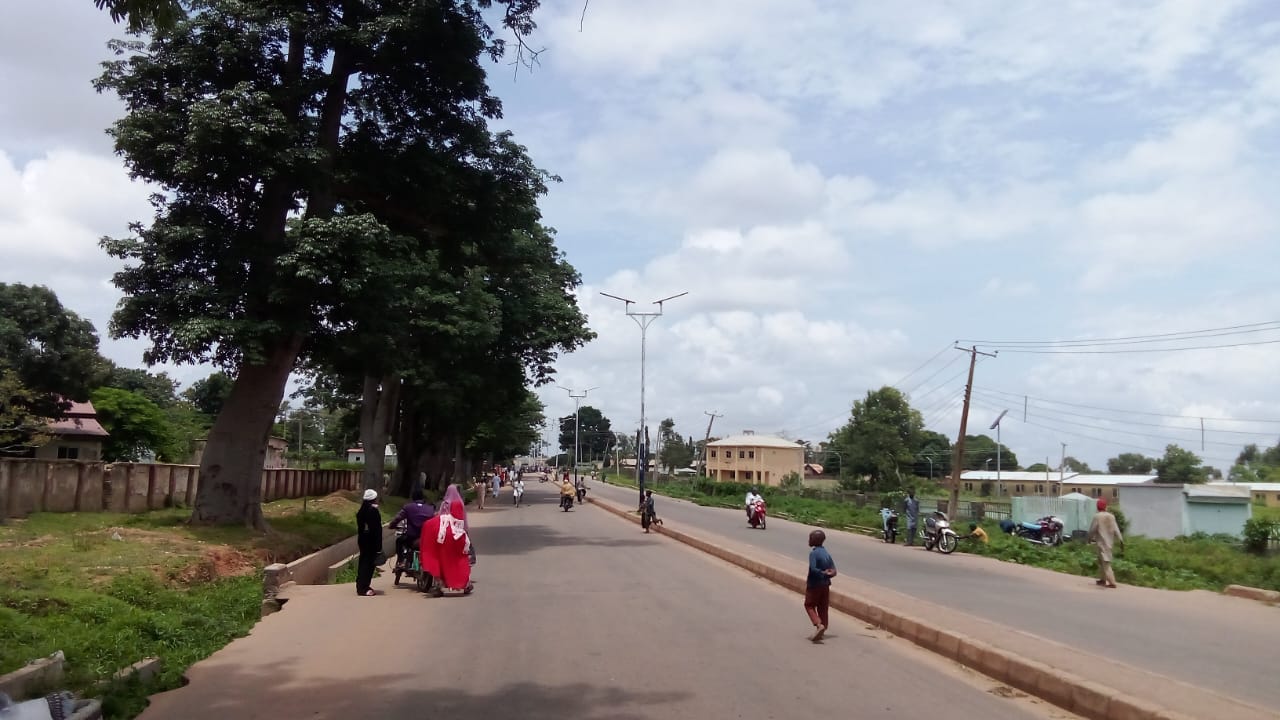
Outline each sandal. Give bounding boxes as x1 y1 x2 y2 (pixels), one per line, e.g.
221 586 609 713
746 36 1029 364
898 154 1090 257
363 589 376 596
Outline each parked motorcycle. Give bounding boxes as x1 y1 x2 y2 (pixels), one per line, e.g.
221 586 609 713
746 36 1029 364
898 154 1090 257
1001 515 1065 546
880 508 899 543
748 499 767 529
921 511 958 554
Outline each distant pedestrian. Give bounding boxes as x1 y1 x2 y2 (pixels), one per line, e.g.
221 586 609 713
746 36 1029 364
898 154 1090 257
641 490 663 532
1088 498 1124 588
904 489 920 546
805 529 837 641
355 489 383 597
491 470 501 499
513 477 525 507
474 477 487 510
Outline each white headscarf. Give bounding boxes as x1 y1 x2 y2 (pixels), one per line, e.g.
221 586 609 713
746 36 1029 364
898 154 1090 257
436 500 471 553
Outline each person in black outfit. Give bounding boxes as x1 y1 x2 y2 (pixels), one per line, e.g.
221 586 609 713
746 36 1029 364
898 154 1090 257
356 489 383 596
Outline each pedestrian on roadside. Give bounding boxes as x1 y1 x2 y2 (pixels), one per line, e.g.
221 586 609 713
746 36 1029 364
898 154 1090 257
491 470 501 500
904 489 920 546
1088 498 1124 588
513 477 525 507
805 529 836 641
474 476 487 510
355 489 383 597
641 490 663 532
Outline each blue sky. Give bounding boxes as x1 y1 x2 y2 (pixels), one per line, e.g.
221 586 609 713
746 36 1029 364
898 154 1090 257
2 0 1279 471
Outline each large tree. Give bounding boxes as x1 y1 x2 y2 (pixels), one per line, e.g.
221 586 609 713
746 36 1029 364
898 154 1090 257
182 372 234 419
656 418 694 472
102 363 179 408
912 429 951 479
1107 452 1156 475
1155 444 1208 484
959 434 1019 471
96 0 545 527
828 386 923 487
0 284 108 457
91 387 184 462
558 406 612 460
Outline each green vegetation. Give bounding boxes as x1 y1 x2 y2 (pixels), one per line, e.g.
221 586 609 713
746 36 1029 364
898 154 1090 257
0 492 401 717
607 477 1280 592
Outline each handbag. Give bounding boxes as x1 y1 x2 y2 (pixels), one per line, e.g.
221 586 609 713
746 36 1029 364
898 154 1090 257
374 550 388 566
468 544 477 566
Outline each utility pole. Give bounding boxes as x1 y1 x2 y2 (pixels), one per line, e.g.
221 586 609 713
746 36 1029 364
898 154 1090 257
990 409 1008 493
702 411 722 478
1060 442 1068 483
601 290 688 507
948 345 997 517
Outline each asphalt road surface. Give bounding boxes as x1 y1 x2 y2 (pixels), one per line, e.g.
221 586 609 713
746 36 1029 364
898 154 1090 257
140 484 1072 720
591 481 1280 711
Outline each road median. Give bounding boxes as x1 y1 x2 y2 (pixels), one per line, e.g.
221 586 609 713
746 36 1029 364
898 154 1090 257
590 494 1274 720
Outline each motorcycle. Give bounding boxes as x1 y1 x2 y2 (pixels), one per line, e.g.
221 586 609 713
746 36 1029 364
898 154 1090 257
560 494 574 511
1001 515 1065 546
921 511 958 554
392 527 435 593
748 499 767 529
880 508 899 543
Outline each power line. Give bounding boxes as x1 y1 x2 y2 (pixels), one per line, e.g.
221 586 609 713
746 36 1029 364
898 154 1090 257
991 338 1280 354
975 386 1280 425
900 353 964 395
890 341 955 388
968 389 1280 438
957 320 1280 347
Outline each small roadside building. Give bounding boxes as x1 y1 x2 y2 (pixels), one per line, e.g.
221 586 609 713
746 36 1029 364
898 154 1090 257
36 401 109 461
346 444 397 468
958 470 1066 498
706 432 803 486
1209 481 1280 508
1118 483 1253 539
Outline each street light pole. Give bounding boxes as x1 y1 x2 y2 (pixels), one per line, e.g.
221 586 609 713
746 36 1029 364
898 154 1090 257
601 290 688 507
989 409 1008 492
558 385 598 488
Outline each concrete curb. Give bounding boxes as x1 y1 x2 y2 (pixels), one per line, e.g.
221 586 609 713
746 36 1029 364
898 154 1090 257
590 496 1199 720
1224 584 1280 605
0 651 64 701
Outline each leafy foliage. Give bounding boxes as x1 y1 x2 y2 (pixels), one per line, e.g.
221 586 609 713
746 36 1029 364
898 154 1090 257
559 406 613 457
91 387 184 462
182 372 234 418
1155 444 1208 484
0 283 108 417
960 433 1019 470
828 386 923 487
1107 452 1155 475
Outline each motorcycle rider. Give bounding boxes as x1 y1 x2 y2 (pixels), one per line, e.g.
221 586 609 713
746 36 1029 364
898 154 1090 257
745 487 763 522
388 489 435 570
559 476 575 509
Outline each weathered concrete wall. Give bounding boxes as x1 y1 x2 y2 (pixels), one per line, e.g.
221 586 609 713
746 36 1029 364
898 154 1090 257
0 459 361 518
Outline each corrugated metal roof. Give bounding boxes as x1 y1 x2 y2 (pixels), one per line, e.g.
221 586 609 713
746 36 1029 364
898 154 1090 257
707 434 803 449
1209 481 1280 493
1185 484 1251 500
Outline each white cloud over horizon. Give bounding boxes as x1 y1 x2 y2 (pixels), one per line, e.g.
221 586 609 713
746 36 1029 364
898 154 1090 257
4 0 1280 471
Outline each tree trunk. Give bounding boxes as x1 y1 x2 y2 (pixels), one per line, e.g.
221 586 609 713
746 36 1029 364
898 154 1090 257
192 336 302 528
359 373 399 492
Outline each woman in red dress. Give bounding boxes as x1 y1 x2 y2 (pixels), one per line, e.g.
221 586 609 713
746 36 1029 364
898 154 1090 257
420 498 473 594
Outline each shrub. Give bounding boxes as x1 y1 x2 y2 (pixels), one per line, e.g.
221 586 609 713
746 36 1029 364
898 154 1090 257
1111 507 1130 534
780 472 802 489
1243 517 1278 554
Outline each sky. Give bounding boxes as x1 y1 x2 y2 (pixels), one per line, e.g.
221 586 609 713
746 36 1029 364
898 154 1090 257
3 0 1279 472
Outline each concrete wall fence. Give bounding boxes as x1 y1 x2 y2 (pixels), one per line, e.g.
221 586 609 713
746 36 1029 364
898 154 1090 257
0 458 362 519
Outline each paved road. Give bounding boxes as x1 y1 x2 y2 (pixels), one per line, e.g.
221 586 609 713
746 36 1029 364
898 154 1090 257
592 482 1280 712
140 485 1071 720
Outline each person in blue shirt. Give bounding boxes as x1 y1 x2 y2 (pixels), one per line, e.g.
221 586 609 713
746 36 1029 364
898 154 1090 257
904 489 920 546
805 529 837 642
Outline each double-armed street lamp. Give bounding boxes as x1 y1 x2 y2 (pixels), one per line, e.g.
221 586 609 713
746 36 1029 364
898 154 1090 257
558 385 598 486
600 290 688 507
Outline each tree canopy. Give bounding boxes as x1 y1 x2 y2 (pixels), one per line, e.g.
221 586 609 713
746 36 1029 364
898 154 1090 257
1155 444 1208 484
182 372 234 418
559 406 612 459
959 434 1019 471
0 283 107 418
1107 452 1156 475
828 386 923 487
91 387 185 462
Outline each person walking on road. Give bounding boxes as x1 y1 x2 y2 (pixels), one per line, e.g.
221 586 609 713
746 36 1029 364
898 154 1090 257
419 498 473 595
805 529 837 641
355 489 383 597
1088 498 1124 588
491 470 501 501
474 475 487 510
904 489 920 546
513 477 525 507
641 490 663 532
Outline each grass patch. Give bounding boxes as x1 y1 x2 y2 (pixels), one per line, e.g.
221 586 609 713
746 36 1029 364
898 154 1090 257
609 477 1280 592
0 490 405 718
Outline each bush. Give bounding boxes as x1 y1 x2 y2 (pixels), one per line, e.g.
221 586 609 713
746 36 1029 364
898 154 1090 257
1243 517 1278 554
780 472 802 489
1111 507 1130 534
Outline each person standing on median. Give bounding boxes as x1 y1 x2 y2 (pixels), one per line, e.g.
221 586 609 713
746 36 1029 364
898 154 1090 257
805 529 837 642
904 489 920 546
1088 498 1124 589
355 489 383 597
